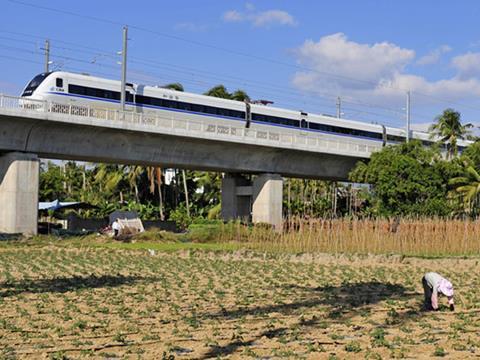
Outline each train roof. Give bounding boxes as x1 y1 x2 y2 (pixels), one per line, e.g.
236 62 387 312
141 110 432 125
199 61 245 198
49 71 472 145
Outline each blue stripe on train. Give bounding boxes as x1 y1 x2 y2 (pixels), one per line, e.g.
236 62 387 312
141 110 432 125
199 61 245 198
46 91 385 143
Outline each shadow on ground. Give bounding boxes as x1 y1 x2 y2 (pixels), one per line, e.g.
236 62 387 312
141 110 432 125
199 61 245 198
0 233 22 241
200 281 421 359
0 274 155 297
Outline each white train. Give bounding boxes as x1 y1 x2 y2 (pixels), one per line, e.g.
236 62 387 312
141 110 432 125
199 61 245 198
20 71 467 150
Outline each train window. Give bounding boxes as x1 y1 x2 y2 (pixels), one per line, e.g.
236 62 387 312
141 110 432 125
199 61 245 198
22 72 51 96
308 121 384 140
68 84 84 95
301 119 308 128
56 78 63 88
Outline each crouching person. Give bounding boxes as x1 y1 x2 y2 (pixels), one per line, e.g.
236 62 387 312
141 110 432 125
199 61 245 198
422 272 454 311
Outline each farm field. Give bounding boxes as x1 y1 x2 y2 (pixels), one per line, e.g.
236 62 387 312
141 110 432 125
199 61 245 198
1 240 480 359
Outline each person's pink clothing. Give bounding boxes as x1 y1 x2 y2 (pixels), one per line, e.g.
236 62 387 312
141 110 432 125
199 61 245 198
424 272 454 310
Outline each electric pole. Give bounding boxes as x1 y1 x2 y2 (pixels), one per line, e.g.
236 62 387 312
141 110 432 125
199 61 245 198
406 91 411 142
43 39 50 73
336 96 341 118
120 26 128 111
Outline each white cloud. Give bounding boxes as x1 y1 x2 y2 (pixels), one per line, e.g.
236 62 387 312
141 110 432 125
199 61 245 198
292 33 480 108
251 10 296 27
223 10 243 23
293 33 414 90
222 6 297 28
417 45 452 65
452 52 480 79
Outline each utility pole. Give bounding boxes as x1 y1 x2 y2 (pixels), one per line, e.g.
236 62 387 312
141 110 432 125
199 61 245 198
336 96 341 118
43 39 50 73
120 26 128 111
406 91 411 142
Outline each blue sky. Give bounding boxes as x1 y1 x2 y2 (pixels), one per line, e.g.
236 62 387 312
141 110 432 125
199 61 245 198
2 0 480 129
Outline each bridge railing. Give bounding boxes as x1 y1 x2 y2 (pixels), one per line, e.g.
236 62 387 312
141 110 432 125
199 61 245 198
0 93 381 157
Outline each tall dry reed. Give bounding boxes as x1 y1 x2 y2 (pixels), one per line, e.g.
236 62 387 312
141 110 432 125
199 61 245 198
218 217 480 256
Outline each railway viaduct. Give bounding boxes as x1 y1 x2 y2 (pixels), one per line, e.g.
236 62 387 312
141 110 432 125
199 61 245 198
0 94 380 234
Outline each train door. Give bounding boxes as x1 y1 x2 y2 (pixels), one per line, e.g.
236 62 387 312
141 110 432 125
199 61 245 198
124 83 135 112
300 111 309 134
245 101 251 128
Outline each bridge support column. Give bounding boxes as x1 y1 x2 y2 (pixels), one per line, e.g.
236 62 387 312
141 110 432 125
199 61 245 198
221 173 252 222
0 152 39 235
252 173 283 230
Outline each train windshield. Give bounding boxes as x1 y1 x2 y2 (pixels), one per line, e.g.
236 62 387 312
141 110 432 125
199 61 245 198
21 72 51 96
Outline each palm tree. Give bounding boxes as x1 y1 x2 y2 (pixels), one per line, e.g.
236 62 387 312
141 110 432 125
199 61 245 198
94 164 124 202
429 108 473 159
147 166 165 220
182 169 190 218
449 165 480 214
204 85 231 99
125 165 144 202
163 83 184 92
231 89 250 102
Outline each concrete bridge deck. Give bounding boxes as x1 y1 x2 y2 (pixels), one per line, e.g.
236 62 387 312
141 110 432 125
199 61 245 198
0 94 378 234
0 94 379 178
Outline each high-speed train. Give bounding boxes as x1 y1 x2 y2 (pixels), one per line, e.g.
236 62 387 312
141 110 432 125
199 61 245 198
20 71 467 150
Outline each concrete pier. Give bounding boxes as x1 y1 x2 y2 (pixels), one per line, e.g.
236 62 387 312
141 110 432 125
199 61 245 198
221 173 252 222
222 173 283 230
0 152 39 235
252 174 283 230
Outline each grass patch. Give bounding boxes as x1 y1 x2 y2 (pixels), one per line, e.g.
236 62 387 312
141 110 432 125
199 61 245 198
95 241 240 252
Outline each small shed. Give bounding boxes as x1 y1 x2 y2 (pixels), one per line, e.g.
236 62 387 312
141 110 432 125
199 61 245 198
109 210 139 225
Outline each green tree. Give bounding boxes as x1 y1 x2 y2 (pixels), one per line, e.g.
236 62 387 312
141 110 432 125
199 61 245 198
449 165 480 215
204 85 250 102
459 141 480 168
39 161 67 201
350 140 459 216
204 85 231 99
163 83 184 92
429 108 473 159
230 89 250 102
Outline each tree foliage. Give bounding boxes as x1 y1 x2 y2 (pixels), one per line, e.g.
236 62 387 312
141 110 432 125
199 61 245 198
429 108 473 159
204 85 250 102
350 140 460 216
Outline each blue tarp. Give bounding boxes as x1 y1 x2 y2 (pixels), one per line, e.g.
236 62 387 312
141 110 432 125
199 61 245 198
38 200 82 211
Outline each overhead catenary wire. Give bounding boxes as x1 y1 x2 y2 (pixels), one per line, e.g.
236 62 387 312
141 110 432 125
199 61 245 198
0 30 407 117
0 30 471 127
7 0 480 116
0 47 421 126
0 37 442 127
1 25 472 120
0 35 411 125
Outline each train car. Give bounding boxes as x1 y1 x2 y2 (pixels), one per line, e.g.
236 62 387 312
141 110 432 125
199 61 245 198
20 71 470 151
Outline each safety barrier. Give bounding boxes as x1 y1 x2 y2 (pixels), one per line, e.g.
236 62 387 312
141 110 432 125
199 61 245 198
0 93 381 157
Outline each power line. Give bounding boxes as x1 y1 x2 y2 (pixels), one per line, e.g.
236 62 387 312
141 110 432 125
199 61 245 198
0 34 462 126
0 40 398 114
0 0 437 94
0 29 400 113
0 53 418 125
0 39 405 119
0 43 418 124
2 27 476 122
8 0 480 119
